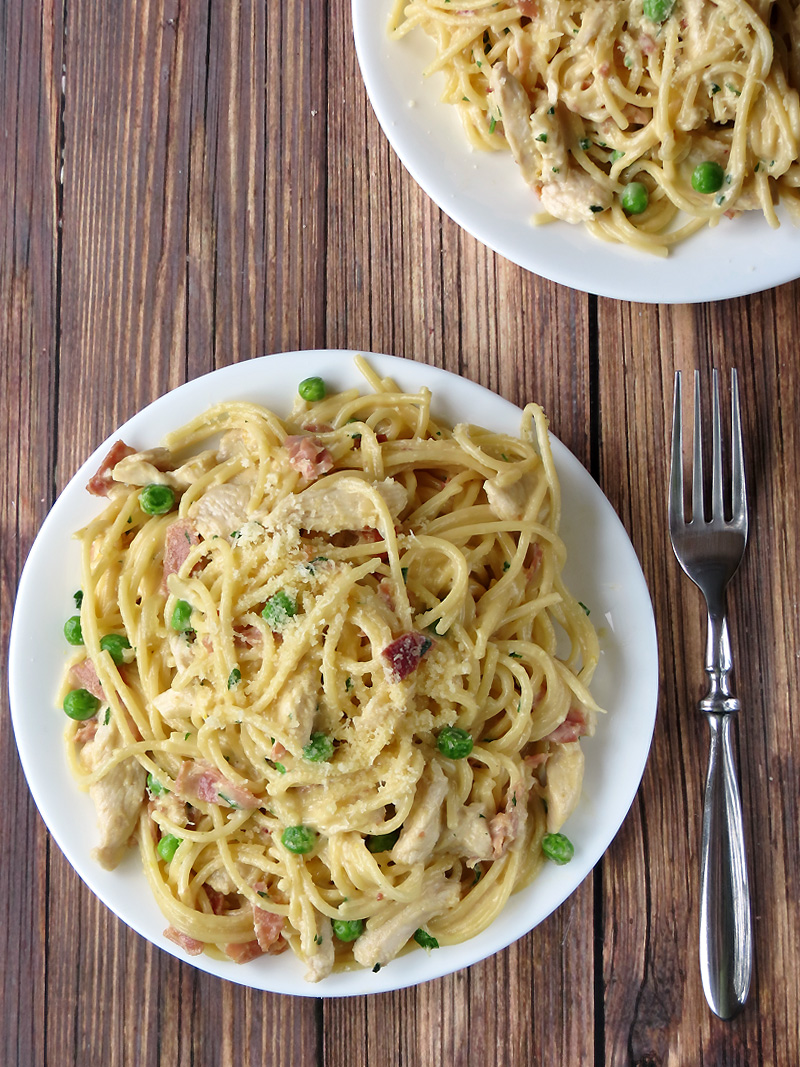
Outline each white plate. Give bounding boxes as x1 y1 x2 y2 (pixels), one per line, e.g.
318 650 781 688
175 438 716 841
9 350 658 997
352 1 800 303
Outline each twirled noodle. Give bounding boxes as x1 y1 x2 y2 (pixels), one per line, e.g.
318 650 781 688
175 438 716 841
59 357 601 981
390 0 800 253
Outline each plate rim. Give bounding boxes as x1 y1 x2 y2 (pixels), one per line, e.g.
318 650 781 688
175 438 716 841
351 0 800 304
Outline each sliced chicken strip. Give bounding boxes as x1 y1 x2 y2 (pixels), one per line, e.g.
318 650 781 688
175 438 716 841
392 761 449 866
80 718 146 870
353 870 460 970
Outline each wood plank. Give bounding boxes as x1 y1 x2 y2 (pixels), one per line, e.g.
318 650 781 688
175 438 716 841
0 2 63 1066
597 286 800 1067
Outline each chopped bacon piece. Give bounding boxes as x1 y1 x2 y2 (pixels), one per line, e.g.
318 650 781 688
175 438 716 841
70 659 106 701
359 527 383 544
74 719 99 745
543 707 589 744
524 752 548 770
524 543 543 581
174 759 261 810
333 526 389 561
225 940 265 963
234 624 263 647
161 518 201 592
382 632 434 680
253 902 286 953
518 0 537 13
302 422 333 433
489 779 528 859
284 435 334 481
164 926 205 956
623 104 649 126
205 886 229 915
86 440 136 496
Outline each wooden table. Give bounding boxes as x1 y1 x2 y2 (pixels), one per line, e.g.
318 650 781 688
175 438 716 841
2 3 798 1065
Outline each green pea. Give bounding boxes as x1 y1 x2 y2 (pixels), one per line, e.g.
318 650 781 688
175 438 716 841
171 599 193 632
413 928 439 950
298 376 326 402
63 688 101 721
100 633 131 664
621 181 649 215
366 829 401 853
541 832 575 865
302 732 334 762
281 825 317 854
147 772 170 797
139 483 176 515
643 0 675 22
436 725 474 760
332 918 363 942
691 161 725 194
64 615 84 645
262 590 296 630
157 833 182 862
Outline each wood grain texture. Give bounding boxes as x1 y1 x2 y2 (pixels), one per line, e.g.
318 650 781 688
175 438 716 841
0 3 62 1067
2 0 799 1065
597 292 800 1067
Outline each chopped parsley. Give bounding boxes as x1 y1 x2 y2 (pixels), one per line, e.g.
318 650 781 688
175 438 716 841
413 929 439 950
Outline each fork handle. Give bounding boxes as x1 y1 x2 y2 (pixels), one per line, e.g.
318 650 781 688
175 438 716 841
698 711 752 1019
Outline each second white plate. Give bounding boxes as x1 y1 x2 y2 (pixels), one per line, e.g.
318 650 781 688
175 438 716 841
352 0 800 303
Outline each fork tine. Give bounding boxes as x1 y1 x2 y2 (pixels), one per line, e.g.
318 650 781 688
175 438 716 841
711 369 725 522
730 369 747 525
669 371 684 529
692 370 705 523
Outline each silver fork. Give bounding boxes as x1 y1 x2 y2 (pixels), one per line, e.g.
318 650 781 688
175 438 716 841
668 369 752 1020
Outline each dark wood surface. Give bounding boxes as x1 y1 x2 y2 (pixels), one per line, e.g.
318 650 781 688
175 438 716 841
2 3 799 1065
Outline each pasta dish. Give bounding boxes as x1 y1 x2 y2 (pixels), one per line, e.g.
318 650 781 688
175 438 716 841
59 358 601 981
389 0 800 254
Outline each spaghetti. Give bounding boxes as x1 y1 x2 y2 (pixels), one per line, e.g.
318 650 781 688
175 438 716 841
389 0 800 254
60 358 601 980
